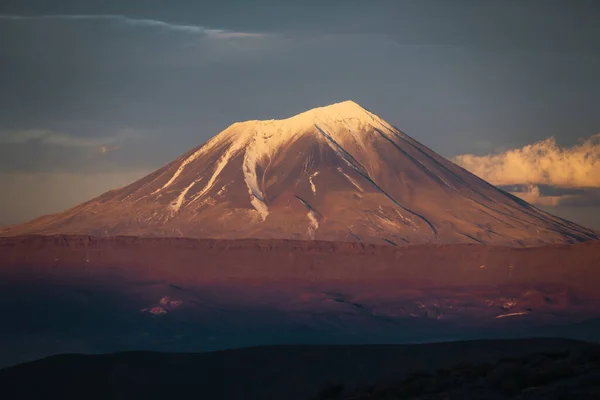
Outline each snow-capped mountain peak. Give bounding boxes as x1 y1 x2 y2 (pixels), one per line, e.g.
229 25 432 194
2 102 598 246
213 100 392 150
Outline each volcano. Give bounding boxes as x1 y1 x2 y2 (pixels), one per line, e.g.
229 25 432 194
2 101 597 246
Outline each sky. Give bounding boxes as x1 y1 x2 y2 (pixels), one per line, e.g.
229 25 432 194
1 0 599 229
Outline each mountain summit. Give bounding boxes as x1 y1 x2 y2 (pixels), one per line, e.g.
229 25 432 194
3 101 597 245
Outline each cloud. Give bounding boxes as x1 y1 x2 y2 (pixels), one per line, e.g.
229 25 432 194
0 13 278 70
498 183 600 210
205 30 269 39
0 129 122 149
0 14 268 39
456 134 600 216
454 133 600 188
507 184 563 207
98 145 121 154
500 184 572 207
499 184 600 229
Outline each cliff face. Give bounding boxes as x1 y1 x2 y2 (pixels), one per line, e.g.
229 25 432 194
2 234 600 299
1 235 600 368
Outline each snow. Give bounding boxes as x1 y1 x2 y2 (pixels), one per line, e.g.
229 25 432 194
337 167 364 192
495 311 528 319
309 171 319 194
147 100 434 234
229 100 390 165
170 179 199 212
150 124 241 196
152 100 389 214
243 130 270 220
316 124 370 177
295 196 320 238
289 100 390 135
217 184 229 196
394 210 417 228
249 196 269 220
188 140 246 206
152 150 204 195
11 97 598 248
235 100 383 135
307 210 319 238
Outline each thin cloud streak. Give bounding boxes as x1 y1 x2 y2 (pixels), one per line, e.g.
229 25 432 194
0 14 269 39
0 129 121 148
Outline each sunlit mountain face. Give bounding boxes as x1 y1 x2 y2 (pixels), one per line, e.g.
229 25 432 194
2 101 596 246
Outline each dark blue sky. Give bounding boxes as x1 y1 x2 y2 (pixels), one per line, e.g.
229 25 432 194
1 1 599 228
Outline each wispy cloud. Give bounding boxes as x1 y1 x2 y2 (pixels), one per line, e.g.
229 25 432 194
0 129 141 156
205 30 268 39
0 129 119 148
454 133 600 188
98 145 121 154
0 14 268 39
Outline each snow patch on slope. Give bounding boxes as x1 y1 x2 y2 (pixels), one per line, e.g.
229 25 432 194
188 140 246 206
170 179 199 212
395 210 417 229
337 167 364 192
238 120 305 220
217 184 230 197
295 196 320 239
496 311 528 319
152 149 207 195
309 171 319 194
150 124 243 196
243 132 270 220
307 210 319 238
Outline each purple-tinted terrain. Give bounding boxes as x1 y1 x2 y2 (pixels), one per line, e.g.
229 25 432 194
1 235 599 368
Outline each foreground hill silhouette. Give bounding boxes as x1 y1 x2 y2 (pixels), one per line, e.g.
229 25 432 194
2 101 597 246
1 338 597 400
327 341 600 400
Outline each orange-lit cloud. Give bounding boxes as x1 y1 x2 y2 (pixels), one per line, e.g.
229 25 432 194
506 184 563 207
454 133 600 188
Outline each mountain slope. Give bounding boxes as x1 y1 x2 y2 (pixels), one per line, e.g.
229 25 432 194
2 101 597 246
